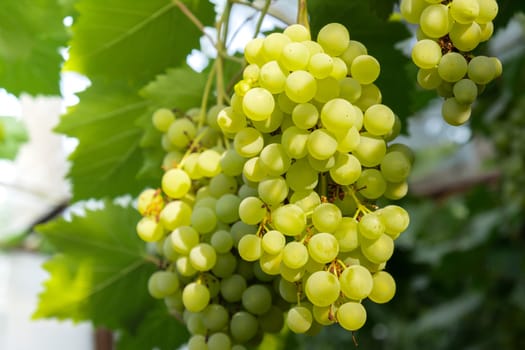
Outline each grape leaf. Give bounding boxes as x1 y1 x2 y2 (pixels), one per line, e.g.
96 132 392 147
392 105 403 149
55 80 156 201
0 0 67 96
66 0 215 85
0 116 28 159
33 201 158 330
308 0 414 122
115 303 189 350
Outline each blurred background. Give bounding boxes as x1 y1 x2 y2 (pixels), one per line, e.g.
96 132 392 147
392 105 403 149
1 0 525 349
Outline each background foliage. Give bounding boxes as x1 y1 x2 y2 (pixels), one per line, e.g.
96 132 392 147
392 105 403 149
1 0 525 349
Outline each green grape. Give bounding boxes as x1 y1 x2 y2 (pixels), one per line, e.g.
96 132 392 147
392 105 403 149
164 290 184 312
369 271 396 303
259 305 285 333
212 252 237 278
330 57 348 80
442 97 472 126
468 55 496 84
320 98 356 131
453 79 478 104
231 221 258 246
252 107 284 133
163 149 184 169
290 190 321 213
239 196 266 225
170 226 199 255
230 311 259 343
259 143 291 176
286 158 318 192
215 194 241 224
238 234 262 262
400 0 428 24
307 128 338 160
258 176 289 205
167 118 196 149
285 70 317 103
244 37 265 65
384 180 409 200
450 22 481 52
339 77 362 103
380 150 412 183
339 265 373 300
302 40 324 56
280 262 305 282
243 157 269 183
363 104 395 136
259 60 287 94
210 230 234 254
152 108 174 132
312 305 335 325
292 103 319 130
479 21 494 42
238 183 258 200
187 334 207 350
159 200 191 231
352 133 387 167
328 152 361 185
377 205 410 238
261 230 286 255
253 260 274 282
307 154 335 172
281 42 310 71
411 39 442 69
243 63 260 82
438 52 468 83
450 0 479 24
162 236 179 261
262 32 291 61
312 202 343 233
304 271 341 307
476 0 498 24
282 241 309 269
355 83 382 111
271 203 307 236
183 282 210 312
417 68 442 90
308 53 334 79
207 332 231 350
279 277 300 302
283 23 311 42
358 212 385 240
182 153 203 180
317 22 350 56
202 304 229 332
287 306 313 333
388 143 415 164
281 126 309 159
217 107 247 134
340 40 367 70
420 4 450 38
314 77 341 103
333 217 359 252
242 284 272 315
334 126 360 153
191 207 217 234
336 302 367 331
355 168 387 199
243 87 275 121
220 274 246 302
308 233 339 264
234 127 264 158
136 216 164 242
147 270 179 299
492 57 503 78
350 55 380 85
176 256 198 276
209 173 237 197
161 168 191 199
360 234 394 264
197 149 222 177
185 310 205 334
259 252 282 275
189 243 217 271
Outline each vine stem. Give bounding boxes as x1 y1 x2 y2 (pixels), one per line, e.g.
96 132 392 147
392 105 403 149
172 0 215 45
253 0 272 38
198 62 217 129
297 0 309 29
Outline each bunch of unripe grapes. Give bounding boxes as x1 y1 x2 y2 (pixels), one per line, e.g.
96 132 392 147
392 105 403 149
136 22 412 349
401 0 502 125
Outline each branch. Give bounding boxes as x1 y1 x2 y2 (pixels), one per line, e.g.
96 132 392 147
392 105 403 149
172 0 216 46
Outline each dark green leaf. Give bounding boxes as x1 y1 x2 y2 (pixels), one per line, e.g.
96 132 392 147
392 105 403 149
0 0 68 95
55 80 154 201
33 201 157 329
0 116 28 159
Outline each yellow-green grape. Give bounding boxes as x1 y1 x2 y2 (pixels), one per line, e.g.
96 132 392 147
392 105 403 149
242 87 275 121
217 106 247 134
271 203 306 236
442 97 472 126
479 21 494 42
449 22 482 52
189 243 217 271
259 143 291 176
467 55 497 84
360 234 395 264
152 108 175 132
369 271 396 304
400 0 428 24
262 32 291 61
261 230 286 255
453 79 478 104
411 39 442 69
333 217 359 252
355 168 387 199
339 265 373 300
282 241 309 269
308 53 334 79
339 77 362 103
136 216 164 242
280 42 310 71
336 302 367 331
287 306 313 334
308 233 339 264
450 0 479 24
312 305 335 326
334 126 360 153
363 104 395 136
161 168 191 199
305 270 341 307
317 22 350 56
259 60 288 94
438 52 468 83
380 150 412 183
258 176 289 205
285 70 317 103
330 57 348 80
292 102 319 129
417 68 442 90
350 55 380 85
314 77 341 103
197 149 222 177
182 282 210 312
234 127 264 158
244 37 265 65
420 4 450 38
476 0 498 24
170 226 199 255
355 83 382 111
353 133 387 167
320 98 356 131
307 128 338 160
283 23 311 42
167 118 196 149
230 311 259 343
329 152 361 185
159 200 191 230
238 234 262 262
301 40 324 56
340 40 367 70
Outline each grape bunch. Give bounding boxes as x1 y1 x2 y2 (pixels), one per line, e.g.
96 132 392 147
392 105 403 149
400 0 502 125
136 22 413 349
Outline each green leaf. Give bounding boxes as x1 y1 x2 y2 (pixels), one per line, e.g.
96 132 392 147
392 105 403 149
0 0 68 96
0 116 28 159
115 303 189 350
66 0 215 85
34 201 157 329
55 80 155 201
308 0 414 121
